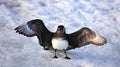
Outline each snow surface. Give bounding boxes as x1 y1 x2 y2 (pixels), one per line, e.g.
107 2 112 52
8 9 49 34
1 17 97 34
0 0 120 67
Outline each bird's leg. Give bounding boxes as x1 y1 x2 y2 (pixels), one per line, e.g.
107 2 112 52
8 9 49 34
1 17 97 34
53 49 58 58
63 50 70 59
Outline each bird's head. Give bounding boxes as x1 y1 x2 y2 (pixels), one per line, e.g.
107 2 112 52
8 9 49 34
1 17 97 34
56 25 66 34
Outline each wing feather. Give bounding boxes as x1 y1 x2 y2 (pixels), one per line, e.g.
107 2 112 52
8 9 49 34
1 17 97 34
67 27 107 50
15 19 53 49
15 24 35 37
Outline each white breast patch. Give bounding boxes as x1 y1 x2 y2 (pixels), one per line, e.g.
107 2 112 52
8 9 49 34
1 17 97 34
51 38 69 50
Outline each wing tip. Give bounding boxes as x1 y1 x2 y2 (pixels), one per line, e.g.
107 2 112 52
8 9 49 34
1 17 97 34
103 38 107 44
15 27 19 33
90 34 107 46
14 24 35 37
14 27 18 30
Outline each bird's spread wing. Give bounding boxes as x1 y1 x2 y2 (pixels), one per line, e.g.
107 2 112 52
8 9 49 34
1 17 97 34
15 19 53 49
67 27 107 50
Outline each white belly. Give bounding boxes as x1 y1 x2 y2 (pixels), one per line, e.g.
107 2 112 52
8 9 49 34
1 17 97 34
51 38 68 50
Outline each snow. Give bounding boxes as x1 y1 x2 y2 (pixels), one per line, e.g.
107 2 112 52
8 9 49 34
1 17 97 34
0 0 120 67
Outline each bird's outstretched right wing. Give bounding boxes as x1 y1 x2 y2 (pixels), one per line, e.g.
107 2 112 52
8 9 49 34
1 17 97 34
15 19 53 49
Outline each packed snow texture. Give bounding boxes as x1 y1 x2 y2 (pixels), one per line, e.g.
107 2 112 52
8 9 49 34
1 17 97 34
0 0 120 67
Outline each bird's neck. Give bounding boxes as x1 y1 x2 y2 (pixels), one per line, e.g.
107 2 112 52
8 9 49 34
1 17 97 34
53 32 67 39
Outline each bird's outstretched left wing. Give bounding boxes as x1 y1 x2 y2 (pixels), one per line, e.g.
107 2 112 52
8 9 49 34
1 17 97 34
15 19 53 50
67 27 107 50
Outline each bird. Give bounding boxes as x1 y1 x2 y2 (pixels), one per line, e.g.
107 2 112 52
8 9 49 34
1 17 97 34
15 19 107 59
51 25 70 59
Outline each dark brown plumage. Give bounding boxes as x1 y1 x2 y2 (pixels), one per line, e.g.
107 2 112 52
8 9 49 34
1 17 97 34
67 27 107 49
15 19 53 50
